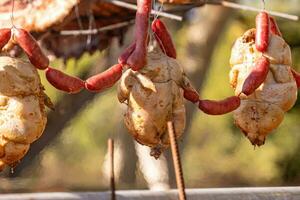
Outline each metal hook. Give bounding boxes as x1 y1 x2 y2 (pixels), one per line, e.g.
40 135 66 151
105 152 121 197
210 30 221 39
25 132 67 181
75 5 84 30
149 0 164 49
10 0 16 28
261 0 266 11
86 10 95 49
148 0 156 49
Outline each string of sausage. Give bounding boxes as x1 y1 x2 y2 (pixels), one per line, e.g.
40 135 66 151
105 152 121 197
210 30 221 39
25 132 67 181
151 19 240 115
3 10 293 115
151 19 177 59
126 0 151 71
1 27 124 94
0 0 153 94
241 11 271 96
0 29 11 49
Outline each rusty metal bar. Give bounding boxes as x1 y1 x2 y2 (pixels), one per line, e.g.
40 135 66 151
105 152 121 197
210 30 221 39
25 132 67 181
167 121 186 200
109 0 183 21
108 138 116 200
2 187 300 199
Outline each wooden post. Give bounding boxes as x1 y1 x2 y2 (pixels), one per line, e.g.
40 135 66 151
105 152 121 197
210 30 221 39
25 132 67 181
108 138 116 200
167 121 186 200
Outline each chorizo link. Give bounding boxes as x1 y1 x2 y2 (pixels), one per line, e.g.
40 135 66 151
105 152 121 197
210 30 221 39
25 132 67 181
0 28 11 49
242 56 270 96
85 64 123 92
255 12 270 52
14 28 49 70
127 0 151 71
269 16 282 37
118 43 136 66
46 67 85 94
291 68 300 88
198 96 241 115
151 19 177 59
183 89 199 103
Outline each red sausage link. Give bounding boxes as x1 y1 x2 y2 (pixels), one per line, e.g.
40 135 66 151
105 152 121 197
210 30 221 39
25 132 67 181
291 68 300 88
198 96 241 115
127 0 151 71
118 43 136 66
255 12 270 52
183 89 199 103
85 64 123 92
242 56 270 96
0 28 11 49
46 67 85 93
151 19 177 59
14 28 49 70
269 16 282 37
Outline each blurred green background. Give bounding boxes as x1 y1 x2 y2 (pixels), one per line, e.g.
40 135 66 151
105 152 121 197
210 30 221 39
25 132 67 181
1 0 300 192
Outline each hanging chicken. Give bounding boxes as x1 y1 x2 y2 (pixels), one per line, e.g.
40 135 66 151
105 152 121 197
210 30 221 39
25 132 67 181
228 12 300 145
0 37 48 171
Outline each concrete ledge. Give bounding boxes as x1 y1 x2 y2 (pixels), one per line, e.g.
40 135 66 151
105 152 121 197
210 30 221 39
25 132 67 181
1 187 300 200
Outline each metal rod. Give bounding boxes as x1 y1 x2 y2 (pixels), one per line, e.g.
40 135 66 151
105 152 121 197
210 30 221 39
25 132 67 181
60 20 135 36
108 138 116 200
220 1 299 21
109 0 183 21
161 0 298 21
59 0 298 36
167 121 186 200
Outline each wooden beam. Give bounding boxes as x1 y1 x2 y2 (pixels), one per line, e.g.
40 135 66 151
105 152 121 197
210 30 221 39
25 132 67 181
0 187 300 200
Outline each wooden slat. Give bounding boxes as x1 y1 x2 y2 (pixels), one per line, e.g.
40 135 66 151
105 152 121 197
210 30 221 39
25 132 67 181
1 187 300 200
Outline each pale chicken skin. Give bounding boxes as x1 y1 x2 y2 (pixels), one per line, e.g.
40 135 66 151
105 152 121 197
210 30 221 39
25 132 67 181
230 29 297 145
0 57 47 171
118 48 195 158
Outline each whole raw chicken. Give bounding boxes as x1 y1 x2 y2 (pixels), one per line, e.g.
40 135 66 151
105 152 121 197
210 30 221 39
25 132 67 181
229 29 298 145
118 47 195 158
0 57 47 171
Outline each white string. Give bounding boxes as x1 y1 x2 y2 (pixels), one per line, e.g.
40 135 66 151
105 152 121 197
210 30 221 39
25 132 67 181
152 31 167 55
110 0 182 21
75 4 84 30
154 2 164 22
10 0 16 28
261 0 266 10
148 0 156 50
86 10 95 48
149 1 165 50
